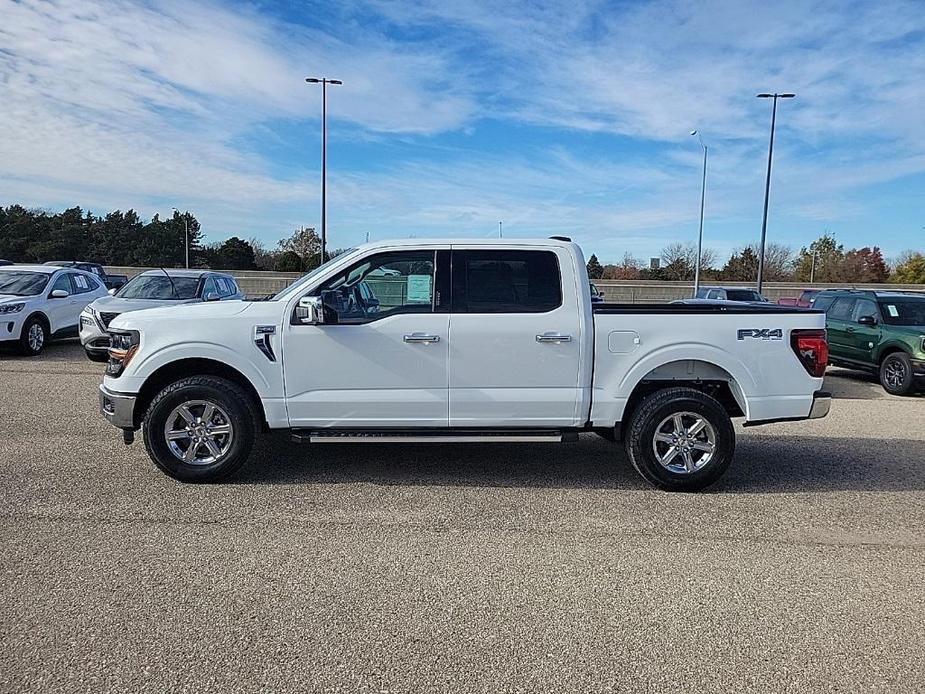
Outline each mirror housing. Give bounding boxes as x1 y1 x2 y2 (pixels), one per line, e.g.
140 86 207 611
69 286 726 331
858 315 877 326
108 288 117 296
296 296 325 325
203 291 220 302
50 289 69 299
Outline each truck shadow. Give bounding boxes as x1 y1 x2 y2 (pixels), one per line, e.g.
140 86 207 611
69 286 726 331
240 433 925 493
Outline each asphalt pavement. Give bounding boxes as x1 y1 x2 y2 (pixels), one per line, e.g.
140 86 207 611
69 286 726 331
1 342 923 693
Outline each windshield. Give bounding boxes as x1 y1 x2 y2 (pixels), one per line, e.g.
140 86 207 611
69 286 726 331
118 275 200 300
0 270 50 296
878 299 925 326
727 290 763 302
272 249 360 301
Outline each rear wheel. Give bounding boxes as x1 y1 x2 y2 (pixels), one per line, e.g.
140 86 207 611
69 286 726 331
142 375 259 482
17 316 47 356
879 352 915 395
624 387 735 492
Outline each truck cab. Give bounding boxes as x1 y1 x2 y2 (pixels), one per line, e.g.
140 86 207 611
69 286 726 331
98 238 830 491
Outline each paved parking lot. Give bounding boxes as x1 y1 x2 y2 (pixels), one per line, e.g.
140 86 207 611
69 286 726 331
1 342 923 693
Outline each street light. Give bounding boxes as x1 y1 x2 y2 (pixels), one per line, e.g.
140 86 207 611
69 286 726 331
171 207 189 268
755 92 795 293
690 130 708 297
306 77 343 264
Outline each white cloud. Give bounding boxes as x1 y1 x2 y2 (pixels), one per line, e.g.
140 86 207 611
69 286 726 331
0 0 922 258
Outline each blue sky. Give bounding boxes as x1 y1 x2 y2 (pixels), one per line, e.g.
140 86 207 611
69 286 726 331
1 0 923 264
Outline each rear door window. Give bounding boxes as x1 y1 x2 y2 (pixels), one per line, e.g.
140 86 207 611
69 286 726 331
827 298 855 321
451 250 562 313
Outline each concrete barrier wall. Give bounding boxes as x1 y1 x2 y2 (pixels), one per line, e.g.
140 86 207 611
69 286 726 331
105 266 923 302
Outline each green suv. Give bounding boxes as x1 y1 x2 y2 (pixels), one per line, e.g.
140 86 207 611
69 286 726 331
813 290 925 395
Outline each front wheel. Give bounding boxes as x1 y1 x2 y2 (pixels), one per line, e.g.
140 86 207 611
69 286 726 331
142 375 259 482
624 387 735 492
879 352 915 396
17 316 47 356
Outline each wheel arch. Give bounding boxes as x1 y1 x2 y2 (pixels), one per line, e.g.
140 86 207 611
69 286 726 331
22 310 50 335
877 343 911 364
133 358 267 430
620 358 748 433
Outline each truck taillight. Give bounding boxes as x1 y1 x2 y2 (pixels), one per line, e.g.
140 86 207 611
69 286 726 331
791 329 828 378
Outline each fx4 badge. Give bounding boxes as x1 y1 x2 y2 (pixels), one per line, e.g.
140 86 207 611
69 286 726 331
737 328 783 341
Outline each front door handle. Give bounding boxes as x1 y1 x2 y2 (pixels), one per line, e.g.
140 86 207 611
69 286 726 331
846 326 856 333
404 333 440 344
536 332 572 343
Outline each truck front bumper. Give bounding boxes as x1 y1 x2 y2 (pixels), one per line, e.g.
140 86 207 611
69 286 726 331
99 385 137 430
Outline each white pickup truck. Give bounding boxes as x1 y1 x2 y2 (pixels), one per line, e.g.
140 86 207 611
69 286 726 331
99 238 831 491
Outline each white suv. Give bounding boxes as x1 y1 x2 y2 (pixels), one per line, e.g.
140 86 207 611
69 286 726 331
0 265 108 356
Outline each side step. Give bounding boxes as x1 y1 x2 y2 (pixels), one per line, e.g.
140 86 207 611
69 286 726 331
291 428 577 444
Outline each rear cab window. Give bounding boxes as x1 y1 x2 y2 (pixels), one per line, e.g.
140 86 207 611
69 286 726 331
451 250 562 313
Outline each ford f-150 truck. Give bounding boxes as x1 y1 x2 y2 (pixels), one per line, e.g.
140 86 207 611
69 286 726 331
98 238 831 491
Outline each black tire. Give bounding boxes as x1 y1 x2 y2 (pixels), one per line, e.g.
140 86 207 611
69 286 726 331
17 315 48 356
142 375 259 482
84 347 109 363
624 387 735 492
879 352 915 396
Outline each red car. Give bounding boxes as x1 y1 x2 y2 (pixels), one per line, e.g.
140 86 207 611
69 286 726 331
778 289 821 308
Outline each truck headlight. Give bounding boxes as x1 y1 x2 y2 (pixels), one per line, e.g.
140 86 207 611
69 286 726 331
0 302 25 314
106 330 141 377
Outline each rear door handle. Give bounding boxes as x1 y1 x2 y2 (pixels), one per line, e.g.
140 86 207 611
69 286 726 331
846 327 856 333
404 333 440 344
536 332 572 343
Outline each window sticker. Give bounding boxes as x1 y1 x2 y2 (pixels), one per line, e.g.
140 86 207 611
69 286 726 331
75 275 88 289
886 305 899 317
406 275 432 303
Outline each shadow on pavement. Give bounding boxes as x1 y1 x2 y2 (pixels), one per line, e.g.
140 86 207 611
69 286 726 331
238 431 925 494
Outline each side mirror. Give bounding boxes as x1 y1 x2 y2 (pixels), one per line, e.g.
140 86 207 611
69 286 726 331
858 315 877 326
50 289 69 299
203 291 220 302
296 296 325 325
108 288 117 296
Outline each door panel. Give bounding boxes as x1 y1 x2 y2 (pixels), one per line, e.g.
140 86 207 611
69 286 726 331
825 298 855 362
448 248 582 427
283 314 449 427
847 298 880 364
283 249 449 428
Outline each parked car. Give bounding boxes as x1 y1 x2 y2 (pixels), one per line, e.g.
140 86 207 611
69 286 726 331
777 289 821 308
0 265 108 355
694 286 770 302
97 238 830 492
80 269 243 362
813 288 925 395
43 261 128 291
590 283 605 303
0 259 12 266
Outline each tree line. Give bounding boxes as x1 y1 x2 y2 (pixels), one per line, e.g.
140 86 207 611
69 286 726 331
586 233 925 284
0 205 340 273
2 204 922 282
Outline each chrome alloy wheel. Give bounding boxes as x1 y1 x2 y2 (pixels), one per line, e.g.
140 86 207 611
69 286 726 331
28 323 44 352
164 400 234 465
652 411 717 474
884 358 906 390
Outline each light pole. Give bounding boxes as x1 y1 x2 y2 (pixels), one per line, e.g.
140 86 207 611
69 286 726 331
499 221 503 238
171 207 189 268
306 77 342 264
756 92 795 293
690 130 707 297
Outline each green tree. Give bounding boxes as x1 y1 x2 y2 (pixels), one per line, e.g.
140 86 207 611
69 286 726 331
275 250 304 272
586 254 603 279
891 252 925 284
794 233 844 282
205 237 256 270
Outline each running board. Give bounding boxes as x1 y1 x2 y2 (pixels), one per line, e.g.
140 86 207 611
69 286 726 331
291 429 575 444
